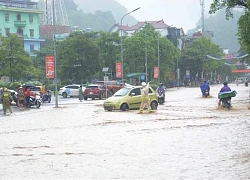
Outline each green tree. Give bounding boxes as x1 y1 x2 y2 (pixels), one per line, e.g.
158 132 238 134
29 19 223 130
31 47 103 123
209 0 250 63
179 37 224 81
96 31 120 78
123 24 180 83
0 34 37 81
58 32 100 84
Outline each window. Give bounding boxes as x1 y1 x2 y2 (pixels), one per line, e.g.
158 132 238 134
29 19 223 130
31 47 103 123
30 45 34 52
17 13 21 21
130 88 141 96
29 15 33 23
5 13 9 21
5 28 10 36
29 29 34 38
17 27 23 36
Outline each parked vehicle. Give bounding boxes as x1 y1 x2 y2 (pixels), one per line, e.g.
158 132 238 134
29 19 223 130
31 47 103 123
42 90 51 103
59 84 85 98
96 80 123 95
84 84 107 100
28 93 42 108
103 86 158 111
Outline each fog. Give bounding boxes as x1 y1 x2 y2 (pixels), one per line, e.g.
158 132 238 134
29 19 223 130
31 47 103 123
117 0 213 31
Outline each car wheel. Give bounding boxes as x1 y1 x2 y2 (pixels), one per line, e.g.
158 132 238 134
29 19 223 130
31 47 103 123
151 101 158 110
84 97 87 100
62 92 67 98
120 103 128 111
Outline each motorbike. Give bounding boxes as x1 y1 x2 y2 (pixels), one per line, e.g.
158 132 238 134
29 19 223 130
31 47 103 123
245 82 248 87
42 90 51 103
202 89 210 98
10 92 18 106
157 89 165 105
221 97 232 110
28 93 41 108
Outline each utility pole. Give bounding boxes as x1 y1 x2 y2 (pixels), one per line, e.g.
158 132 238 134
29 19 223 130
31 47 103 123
7 41 14 82
145 29 148 83
53 0 58 108
200 0 205 33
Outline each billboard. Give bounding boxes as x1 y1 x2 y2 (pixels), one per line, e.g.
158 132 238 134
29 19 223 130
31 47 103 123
154 66 158 79
45 56 54 79
116 62 122 78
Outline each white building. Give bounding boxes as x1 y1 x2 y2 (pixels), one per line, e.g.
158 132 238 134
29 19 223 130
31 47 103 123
109 20 185 50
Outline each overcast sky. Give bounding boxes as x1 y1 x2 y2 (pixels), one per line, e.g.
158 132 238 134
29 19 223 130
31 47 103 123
117 0 213 31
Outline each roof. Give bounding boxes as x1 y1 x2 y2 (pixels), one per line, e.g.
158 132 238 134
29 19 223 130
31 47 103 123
126 73 146 78
129 20 169 31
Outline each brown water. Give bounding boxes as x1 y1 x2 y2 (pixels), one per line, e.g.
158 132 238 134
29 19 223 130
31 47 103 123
0 84 249 179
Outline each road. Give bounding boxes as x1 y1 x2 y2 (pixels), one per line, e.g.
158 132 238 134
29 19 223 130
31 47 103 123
0 83 250 179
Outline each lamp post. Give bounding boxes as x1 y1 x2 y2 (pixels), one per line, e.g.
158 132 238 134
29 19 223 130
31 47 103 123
53 0 58 108
120 7 140 86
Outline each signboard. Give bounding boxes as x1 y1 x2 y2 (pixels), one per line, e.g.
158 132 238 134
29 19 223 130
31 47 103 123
225 54 233 60
45 56 54 79
185 70 190 79
116 62 122 78
154 66 158 78
232 69 250 73
102 67 109 72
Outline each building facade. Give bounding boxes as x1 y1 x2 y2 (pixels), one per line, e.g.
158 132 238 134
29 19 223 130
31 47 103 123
0 0 44 56
109 20 185 50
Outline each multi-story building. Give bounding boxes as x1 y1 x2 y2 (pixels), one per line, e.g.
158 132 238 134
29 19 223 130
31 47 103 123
0 0 44 56
109 20 185 50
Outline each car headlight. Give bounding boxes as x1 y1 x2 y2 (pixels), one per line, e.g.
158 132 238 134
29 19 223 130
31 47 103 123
113 99 121 103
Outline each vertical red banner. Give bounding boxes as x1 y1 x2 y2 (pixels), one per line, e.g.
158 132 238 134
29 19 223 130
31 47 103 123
154 66 158 78
45 56 54 79
116 62 122 78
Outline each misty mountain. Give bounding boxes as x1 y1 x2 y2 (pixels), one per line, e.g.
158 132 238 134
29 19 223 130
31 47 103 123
73 0 137 25
187 10 243 53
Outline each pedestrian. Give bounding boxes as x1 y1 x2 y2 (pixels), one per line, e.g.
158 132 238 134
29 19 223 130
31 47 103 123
24 87 31 108
79 85 84 102
1 87 13 115
139 82 151 113
17 87 25 111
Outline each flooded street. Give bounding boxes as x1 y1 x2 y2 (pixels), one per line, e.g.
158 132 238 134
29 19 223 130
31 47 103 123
0 84 250 179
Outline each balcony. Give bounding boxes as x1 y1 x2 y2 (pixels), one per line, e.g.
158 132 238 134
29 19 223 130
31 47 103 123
14 20 26 27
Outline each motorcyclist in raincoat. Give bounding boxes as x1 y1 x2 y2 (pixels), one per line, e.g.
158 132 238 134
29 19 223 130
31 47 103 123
200 80 210 97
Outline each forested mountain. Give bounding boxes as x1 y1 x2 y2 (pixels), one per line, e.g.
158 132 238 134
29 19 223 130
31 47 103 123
73 0 137 25
187 10 243 53
64 0 116 31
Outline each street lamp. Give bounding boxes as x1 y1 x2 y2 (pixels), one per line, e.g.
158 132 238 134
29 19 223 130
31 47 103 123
53 0 58 108
120 7 140 85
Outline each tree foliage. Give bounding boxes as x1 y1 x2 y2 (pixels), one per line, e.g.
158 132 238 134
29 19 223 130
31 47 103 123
123 24 180 82
209 0 250 63
57 32 100 84
0 35 37 81
179 37 227 81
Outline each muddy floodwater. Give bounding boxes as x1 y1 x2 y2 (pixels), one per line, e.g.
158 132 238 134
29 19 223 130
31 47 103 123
0 84 250 179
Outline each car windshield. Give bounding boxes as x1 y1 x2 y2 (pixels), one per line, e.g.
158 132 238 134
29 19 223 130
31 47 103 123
113 88 130 96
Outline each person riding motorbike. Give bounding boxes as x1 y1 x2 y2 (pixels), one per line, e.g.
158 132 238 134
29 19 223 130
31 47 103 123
218 81 231 107
200 80 210 97
156 83 165 104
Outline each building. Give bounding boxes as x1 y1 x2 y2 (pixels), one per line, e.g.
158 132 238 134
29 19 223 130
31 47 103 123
0 0 45 56
109 20 185 50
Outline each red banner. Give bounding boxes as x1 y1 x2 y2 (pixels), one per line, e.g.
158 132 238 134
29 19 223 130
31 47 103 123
232 69 250 73
45 56 54 79
154 66 158 78
116 62 122 78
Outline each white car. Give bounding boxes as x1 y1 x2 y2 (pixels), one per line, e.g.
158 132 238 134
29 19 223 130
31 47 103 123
59 84 85 98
